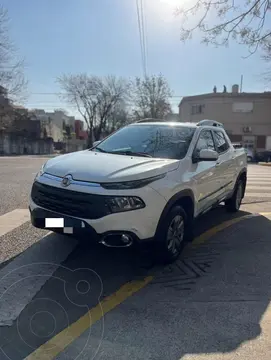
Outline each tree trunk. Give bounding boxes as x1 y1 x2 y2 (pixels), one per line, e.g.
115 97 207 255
87 128 93 148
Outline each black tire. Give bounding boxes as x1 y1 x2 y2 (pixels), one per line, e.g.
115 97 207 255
154 205 190 264
225 180 244 212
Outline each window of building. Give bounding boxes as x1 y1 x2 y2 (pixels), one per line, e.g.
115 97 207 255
194 130 215 157
257 136 266 149
232 102 253 113
191 104 205 115
213 130 229 153
229 134 242 143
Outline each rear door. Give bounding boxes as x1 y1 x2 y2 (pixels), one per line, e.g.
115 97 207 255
212 129 235 197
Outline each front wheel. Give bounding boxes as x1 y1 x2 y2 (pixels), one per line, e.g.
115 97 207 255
155 205 188 264
225 180 244 212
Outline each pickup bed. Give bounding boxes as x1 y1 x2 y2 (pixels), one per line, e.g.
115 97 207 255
30 119 247 263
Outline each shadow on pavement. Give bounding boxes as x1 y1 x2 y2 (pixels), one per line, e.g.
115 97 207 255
73 214 271 360
0 207 269 359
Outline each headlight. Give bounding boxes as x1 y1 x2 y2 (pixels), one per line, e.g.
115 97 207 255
106 196 145 213
101 173 166 190
35 162 47 180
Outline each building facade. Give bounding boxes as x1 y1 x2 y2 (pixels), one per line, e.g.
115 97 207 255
179 85 271 152
74 120 88 140
30 109 76 142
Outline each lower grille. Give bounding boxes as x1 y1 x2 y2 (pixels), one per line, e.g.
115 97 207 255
31 181 111 219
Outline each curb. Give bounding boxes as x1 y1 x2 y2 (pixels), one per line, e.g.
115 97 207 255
258 162 271 166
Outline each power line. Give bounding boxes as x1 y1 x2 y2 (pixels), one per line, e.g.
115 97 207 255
140 0 147 76
27 93 184 97
136 0 147 77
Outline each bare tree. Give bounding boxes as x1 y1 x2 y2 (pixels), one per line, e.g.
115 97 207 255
104 100 132 135
95 75 130 140
57 74 129 146
131 74 172 120
0 6 27 101
176 0 271 56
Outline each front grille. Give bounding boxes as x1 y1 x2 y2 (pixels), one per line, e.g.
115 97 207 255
31 181 111 219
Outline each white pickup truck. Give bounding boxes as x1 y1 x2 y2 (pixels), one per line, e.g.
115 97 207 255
30 119 247 263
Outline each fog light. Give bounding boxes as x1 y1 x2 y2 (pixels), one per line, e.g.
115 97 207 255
121 234 131 244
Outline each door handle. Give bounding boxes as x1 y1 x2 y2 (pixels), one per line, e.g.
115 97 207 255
215 161 220 166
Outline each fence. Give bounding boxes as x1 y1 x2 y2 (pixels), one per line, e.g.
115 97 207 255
0 133 54 155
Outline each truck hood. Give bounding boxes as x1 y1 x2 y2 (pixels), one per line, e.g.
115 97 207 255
44 150 179 183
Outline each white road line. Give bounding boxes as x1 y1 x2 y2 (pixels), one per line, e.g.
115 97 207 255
247 181 271 185
0 209 30 237
244 193 271 198
247 177 271 179
246 186 271 191
248 175 271 178
0 233 78 326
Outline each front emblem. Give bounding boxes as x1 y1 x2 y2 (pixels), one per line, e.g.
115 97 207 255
61 174 72 187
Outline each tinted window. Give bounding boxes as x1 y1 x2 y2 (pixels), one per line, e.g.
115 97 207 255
194 130 215 157
93 124 195 160
213 131 229 153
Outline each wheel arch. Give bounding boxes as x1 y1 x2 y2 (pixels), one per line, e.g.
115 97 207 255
236 167 247 197
155 189 195 237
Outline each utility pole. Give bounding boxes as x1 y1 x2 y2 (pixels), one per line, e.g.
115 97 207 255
240 75 243 93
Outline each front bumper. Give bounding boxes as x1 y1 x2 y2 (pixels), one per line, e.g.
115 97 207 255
29 190 166 242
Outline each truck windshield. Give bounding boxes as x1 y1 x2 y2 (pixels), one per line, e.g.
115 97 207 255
93 124 195 160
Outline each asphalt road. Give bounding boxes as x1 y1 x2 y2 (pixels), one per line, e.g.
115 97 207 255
0 156 271 360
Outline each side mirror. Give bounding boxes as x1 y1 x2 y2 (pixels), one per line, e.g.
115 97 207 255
93 140 101 147
199 149 219 161
194 149 219 163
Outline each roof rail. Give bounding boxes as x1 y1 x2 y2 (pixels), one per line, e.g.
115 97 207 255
136 118 164 123
196 120 224 128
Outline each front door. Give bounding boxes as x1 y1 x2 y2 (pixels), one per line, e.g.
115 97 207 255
191 129 221 215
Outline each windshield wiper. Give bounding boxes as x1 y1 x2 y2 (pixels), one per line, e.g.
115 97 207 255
92 147 108 153
111 150 152 158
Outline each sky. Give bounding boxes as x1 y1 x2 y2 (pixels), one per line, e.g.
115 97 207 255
2 0 271 116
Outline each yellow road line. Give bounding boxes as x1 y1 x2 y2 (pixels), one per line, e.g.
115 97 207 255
259 212 271 219
25 211 268 360
191 214 255 247
25 276 153 360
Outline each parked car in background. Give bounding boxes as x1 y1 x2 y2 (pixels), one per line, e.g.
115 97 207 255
256 150 271 163
30 119 247 263
232 143 254 162
244 148 254 163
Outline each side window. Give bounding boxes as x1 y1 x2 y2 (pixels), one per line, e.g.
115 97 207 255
194 130 215 157
213 131 229 153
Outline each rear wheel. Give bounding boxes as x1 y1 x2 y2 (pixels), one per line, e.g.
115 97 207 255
225 180 244 212
155 205 189 264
